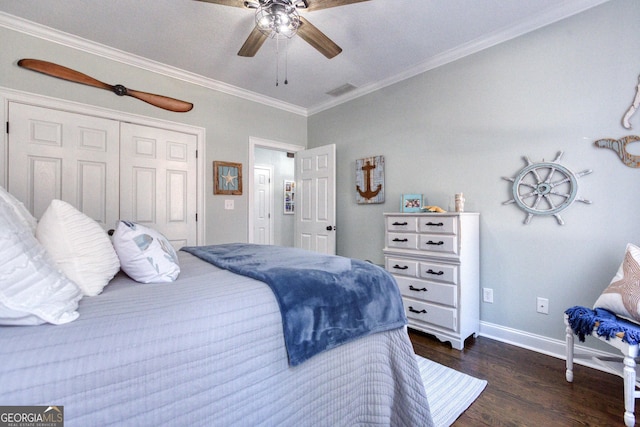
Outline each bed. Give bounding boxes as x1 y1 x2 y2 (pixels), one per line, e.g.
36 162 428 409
0 192 434 426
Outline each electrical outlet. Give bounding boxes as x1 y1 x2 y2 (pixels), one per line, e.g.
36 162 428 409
224 200 234 210
537 297 549 314
483 288 494 303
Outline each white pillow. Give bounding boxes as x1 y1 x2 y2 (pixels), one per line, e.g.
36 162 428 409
36 200 120 296
594 243 640 323
0 185 37 234
0 198 82 325
113 221 180 283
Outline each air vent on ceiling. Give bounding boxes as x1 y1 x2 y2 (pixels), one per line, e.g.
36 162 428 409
326 83 357 97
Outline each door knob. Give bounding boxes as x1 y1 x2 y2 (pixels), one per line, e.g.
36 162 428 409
326 226 335 231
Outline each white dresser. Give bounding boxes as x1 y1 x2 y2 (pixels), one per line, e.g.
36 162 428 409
383 212 479 350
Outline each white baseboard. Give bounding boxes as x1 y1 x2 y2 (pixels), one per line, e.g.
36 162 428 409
478 321 621 373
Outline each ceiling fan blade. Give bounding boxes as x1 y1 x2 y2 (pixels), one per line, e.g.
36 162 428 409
237 27 269 57
301 0 370 12
297 16 342 59
18 59 193 113
193 0 247 8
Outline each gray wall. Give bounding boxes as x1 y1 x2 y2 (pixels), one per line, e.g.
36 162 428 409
0 26 307 246
308 0 640 341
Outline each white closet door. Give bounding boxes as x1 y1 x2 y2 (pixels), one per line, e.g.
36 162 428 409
7 102 120 228
119 122 198 249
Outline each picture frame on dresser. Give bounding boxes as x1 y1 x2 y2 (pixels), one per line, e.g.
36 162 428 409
401 194 423 212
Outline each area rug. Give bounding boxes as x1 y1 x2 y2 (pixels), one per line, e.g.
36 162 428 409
417 355 487 427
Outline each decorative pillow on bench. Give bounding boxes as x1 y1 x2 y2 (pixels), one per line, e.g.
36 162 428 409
594 243 640 323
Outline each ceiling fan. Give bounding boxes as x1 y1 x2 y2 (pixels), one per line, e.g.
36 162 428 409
17 58 194 112
196 0 369 59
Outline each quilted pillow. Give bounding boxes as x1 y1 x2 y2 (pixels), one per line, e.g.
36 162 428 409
0 197 82 325
36 200 120 296
113 221 180 283
594 243 640 323
0 185 37 234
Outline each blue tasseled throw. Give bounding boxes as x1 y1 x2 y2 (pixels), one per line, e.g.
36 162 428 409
565 306 640 344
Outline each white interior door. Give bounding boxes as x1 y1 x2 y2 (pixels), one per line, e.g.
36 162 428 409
7 102 120 227
120 123 198 249
253 165 273 245
295 144 336 255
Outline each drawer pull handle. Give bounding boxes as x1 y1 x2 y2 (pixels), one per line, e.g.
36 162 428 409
409 306 427 314
425 222 444 227
392 221 408 226
426 240 444 246
426 269 444 276
392 238 408 242
393 265 409 270
409 285 427 292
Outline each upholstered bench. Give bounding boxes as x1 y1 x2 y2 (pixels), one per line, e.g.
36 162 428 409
565 306 640 427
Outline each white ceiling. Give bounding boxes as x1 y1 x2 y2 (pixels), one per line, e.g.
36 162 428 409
0 0 610 115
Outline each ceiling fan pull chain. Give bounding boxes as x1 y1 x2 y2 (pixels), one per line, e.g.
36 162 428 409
275 36 280 87
284 38 289 85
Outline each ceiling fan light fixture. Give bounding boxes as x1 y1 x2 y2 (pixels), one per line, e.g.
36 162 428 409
255 0 300 39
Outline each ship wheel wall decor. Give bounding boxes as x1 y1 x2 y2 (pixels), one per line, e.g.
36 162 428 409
502 152 592 225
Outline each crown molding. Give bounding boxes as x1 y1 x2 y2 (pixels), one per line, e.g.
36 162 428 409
0 11 308 117
307 0 611 115
1 0 610 118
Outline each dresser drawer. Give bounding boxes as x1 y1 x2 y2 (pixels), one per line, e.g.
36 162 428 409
418 216 457 234
386 216 418 232
404 299 457 331
395 276 457 307
419 261 458 285
418 234 458 255
387 232 418 250
386 258 418 277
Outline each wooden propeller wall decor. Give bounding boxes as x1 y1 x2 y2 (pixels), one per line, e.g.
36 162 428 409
17 59 194 113
196 0 369 59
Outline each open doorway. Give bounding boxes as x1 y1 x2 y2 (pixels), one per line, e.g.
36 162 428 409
248 137 304 246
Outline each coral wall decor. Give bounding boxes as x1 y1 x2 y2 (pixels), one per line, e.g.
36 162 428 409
595 74 640 168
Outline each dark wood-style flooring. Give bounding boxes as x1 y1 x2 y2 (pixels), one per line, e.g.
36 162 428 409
409 330 632 426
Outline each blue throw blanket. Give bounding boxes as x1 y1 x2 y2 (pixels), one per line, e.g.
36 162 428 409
181 243 407 366
565 306 640 344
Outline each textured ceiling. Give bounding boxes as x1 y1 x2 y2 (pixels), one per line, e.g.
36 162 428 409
0 0 610 114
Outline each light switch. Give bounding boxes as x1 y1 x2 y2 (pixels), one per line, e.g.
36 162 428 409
224 199 234 210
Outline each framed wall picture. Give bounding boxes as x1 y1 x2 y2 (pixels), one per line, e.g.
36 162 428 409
355 155 385 204
213 161 242 195
401 194 423 212
284 180 295 214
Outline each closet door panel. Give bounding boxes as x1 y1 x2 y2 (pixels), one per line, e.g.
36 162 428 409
120 123 197 249
8 102 119 227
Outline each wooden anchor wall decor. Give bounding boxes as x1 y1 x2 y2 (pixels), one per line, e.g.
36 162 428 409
355 155 385 204
595 73 640 168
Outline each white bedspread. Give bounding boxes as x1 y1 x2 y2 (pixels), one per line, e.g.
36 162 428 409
0 252 433 426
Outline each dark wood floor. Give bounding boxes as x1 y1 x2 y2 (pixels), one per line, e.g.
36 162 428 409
409 330 633 426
